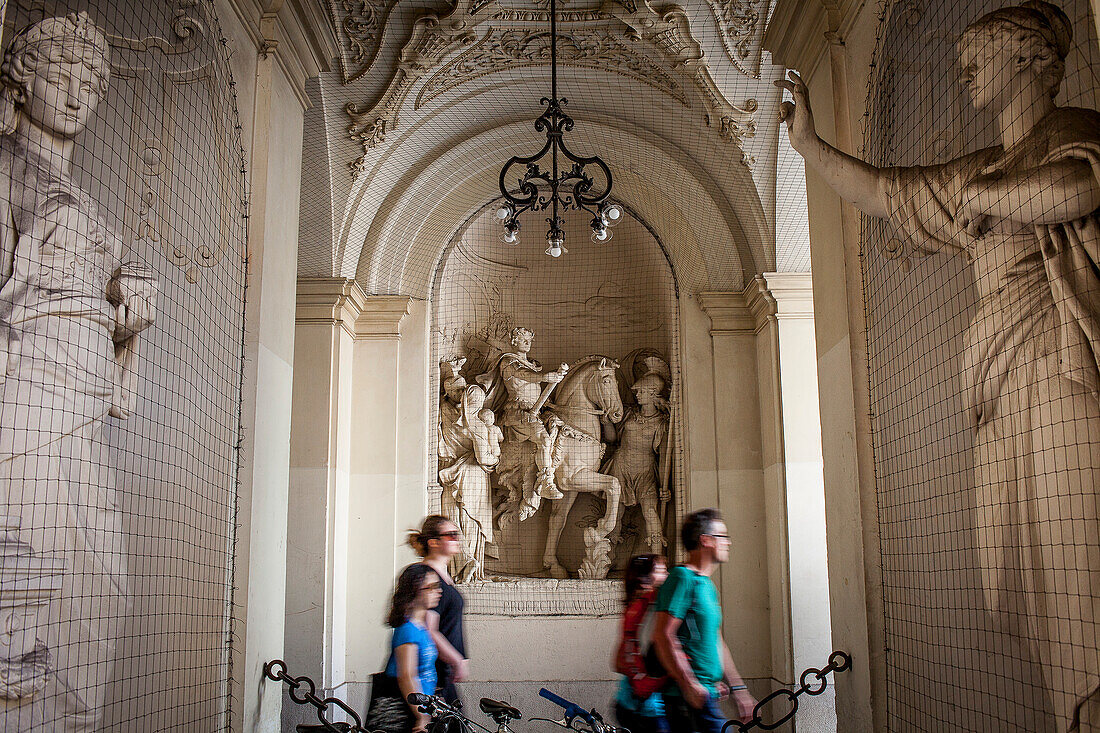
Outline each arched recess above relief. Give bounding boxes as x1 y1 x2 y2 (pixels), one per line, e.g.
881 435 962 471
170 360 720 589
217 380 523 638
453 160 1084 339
347 119 764 298
337 0 759 177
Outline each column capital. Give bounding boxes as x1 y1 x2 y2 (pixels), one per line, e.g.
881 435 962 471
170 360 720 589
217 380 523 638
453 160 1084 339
296 279 412 338
297 277 367 335
354 295 413 339
760 272 815 319
697 291 754 335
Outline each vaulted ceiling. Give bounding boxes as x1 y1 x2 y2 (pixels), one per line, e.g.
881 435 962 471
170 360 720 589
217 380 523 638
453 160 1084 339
297 0 792 296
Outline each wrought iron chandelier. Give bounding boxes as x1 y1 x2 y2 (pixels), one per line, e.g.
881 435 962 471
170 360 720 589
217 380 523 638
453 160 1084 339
494 0 622 257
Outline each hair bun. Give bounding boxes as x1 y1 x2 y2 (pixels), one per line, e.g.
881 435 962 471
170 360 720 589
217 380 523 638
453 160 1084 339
1022 0 1072 57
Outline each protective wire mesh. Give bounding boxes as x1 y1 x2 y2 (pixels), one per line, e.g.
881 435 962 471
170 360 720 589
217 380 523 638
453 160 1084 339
862 1 1100 730
299 0 792 296
0 1 247 730
429 202 686 602
306 0 794 617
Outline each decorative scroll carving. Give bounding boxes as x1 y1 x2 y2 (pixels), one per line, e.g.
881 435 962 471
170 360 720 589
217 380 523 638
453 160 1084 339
706 0 761 77
343 0 758 174
616 4 758 155
344 3 485 176
335 0 400 84
121 68 231 282
417 27 686 109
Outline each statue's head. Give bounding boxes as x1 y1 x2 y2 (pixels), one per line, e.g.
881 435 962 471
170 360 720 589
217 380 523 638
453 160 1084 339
1 12 110 137
443 375 467 403
957 1 1071 110
632 371 667 406
510 327 534 352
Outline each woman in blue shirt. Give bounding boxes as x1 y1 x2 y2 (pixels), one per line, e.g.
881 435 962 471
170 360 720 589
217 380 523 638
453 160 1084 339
368 564 442 733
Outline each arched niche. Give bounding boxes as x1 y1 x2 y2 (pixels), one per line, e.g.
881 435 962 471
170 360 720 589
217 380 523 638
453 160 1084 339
347 116 768 295
430 201 686 586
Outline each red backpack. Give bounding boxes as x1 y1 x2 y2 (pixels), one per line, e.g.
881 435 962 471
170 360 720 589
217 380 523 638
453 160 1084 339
614 589 669 698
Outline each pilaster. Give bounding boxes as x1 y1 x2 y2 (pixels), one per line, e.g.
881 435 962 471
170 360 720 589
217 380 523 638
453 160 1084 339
697 290 772 680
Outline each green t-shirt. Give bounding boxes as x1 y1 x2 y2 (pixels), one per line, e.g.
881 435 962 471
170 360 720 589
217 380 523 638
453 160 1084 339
655 565 723 695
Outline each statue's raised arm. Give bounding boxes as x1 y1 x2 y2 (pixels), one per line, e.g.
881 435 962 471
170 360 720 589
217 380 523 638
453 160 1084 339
776 2 1100 240
775 69 891 220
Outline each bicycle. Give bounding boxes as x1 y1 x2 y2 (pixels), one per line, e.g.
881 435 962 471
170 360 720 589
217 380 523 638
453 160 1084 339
408 687 630 733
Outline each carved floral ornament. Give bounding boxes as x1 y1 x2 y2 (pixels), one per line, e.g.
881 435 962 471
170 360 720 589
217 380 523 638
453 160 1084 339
340 0 758 177
705 0 764 77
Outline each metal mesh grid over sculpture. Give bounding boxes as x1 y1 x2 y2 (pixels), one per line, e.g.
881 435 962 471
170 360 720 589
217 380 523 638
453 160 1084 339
0 2 247 730
431 206 684 587
778 0 1099 729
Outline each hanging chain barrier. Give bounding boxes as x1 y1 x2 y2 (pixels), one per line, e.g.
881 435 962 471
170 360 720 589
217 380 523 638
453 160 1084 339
264 659 364 732
266 651 851 733
721 651 852 732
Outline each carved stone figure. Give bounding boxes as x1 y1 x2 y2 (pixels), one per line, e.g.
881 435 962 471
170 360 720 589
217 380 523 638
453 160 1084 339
439 385 497 583
0 13 158 731
602 359 671 553
539 356 625 579
778 2 1100 727
477 326 568 500
439 356 468 427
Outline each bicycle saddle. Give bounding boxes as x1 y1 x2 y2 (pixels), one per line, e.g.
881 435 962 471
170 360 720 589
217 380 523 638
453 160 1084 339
480 698 522 721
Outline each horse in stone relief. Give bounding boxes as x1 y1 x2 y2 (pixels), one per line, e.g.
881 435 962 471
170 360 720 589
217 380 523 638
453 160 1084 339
540 356 624 578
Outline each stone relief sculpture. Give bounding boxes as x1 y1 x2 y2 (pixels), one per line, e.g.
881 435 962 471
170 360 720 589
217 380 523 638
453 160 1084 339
536 355 624 579
778 2 1100 728
602 354 672 554
439 325 636 580
477 327 569 502
0 13 158 732
438 384 498 583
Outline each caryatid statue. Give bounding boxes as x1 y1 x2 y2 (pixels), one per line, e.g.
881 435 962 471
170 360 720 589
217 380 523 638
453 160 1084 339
477 326 567 500
779 2 1100 727
0 13 157 732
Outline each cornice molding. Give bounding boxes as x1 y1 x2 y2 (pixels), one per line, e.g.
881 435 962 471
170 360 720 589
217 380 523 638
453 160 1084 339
221 0 339 108
296 278 412 338
697 291 754 335
296 277 367 334
759 272 814 319
353 295 412 338
699 273 814 335
762 0 865 72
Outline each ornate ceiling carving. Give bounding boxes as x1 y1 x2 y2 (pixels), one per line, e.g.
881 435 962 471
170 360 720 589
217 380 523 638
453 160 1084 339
332 0 401 83
338 0 761 177
706 0 764 77
415 27 687 110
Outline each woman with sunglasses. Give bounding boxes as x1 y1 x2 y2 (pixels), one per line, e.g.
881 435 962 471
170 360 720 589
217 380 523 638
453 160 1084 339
409 515 469 707
366 564 443 733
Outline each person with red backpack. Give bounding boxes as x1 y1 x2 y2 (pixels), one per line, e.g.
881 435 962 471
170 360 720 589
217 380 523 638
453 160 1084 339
613 554 670 733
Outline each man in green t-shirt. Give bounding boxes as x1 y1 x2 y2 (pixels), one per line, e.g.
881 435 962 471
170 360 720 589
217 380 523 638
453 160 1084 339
654 509 756 733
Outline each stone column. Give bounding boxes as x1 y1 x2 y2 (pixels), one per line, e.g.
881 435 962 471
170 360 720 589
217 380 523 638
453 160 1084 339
747 274 834 732
700 277 833 731
285 281 413 717
344 294 416 706
286 278 366 693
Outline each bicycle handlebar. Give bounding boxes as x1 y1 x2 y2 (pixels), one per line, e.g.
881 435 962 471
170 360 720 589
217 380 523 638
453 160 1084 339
538 689 595 726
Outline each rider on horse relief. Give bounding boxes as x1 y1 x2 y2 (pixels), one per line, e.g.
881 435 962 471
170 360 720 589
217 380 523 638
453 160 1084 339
476 327 568 500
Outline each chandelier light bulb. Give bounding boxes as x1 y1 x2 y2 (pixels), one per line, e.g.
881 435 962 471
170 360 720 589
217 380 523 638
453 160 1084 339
501 229 519 245
591 227 611 243
546 244 563 257
495 206 511 220
604 204 622 223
